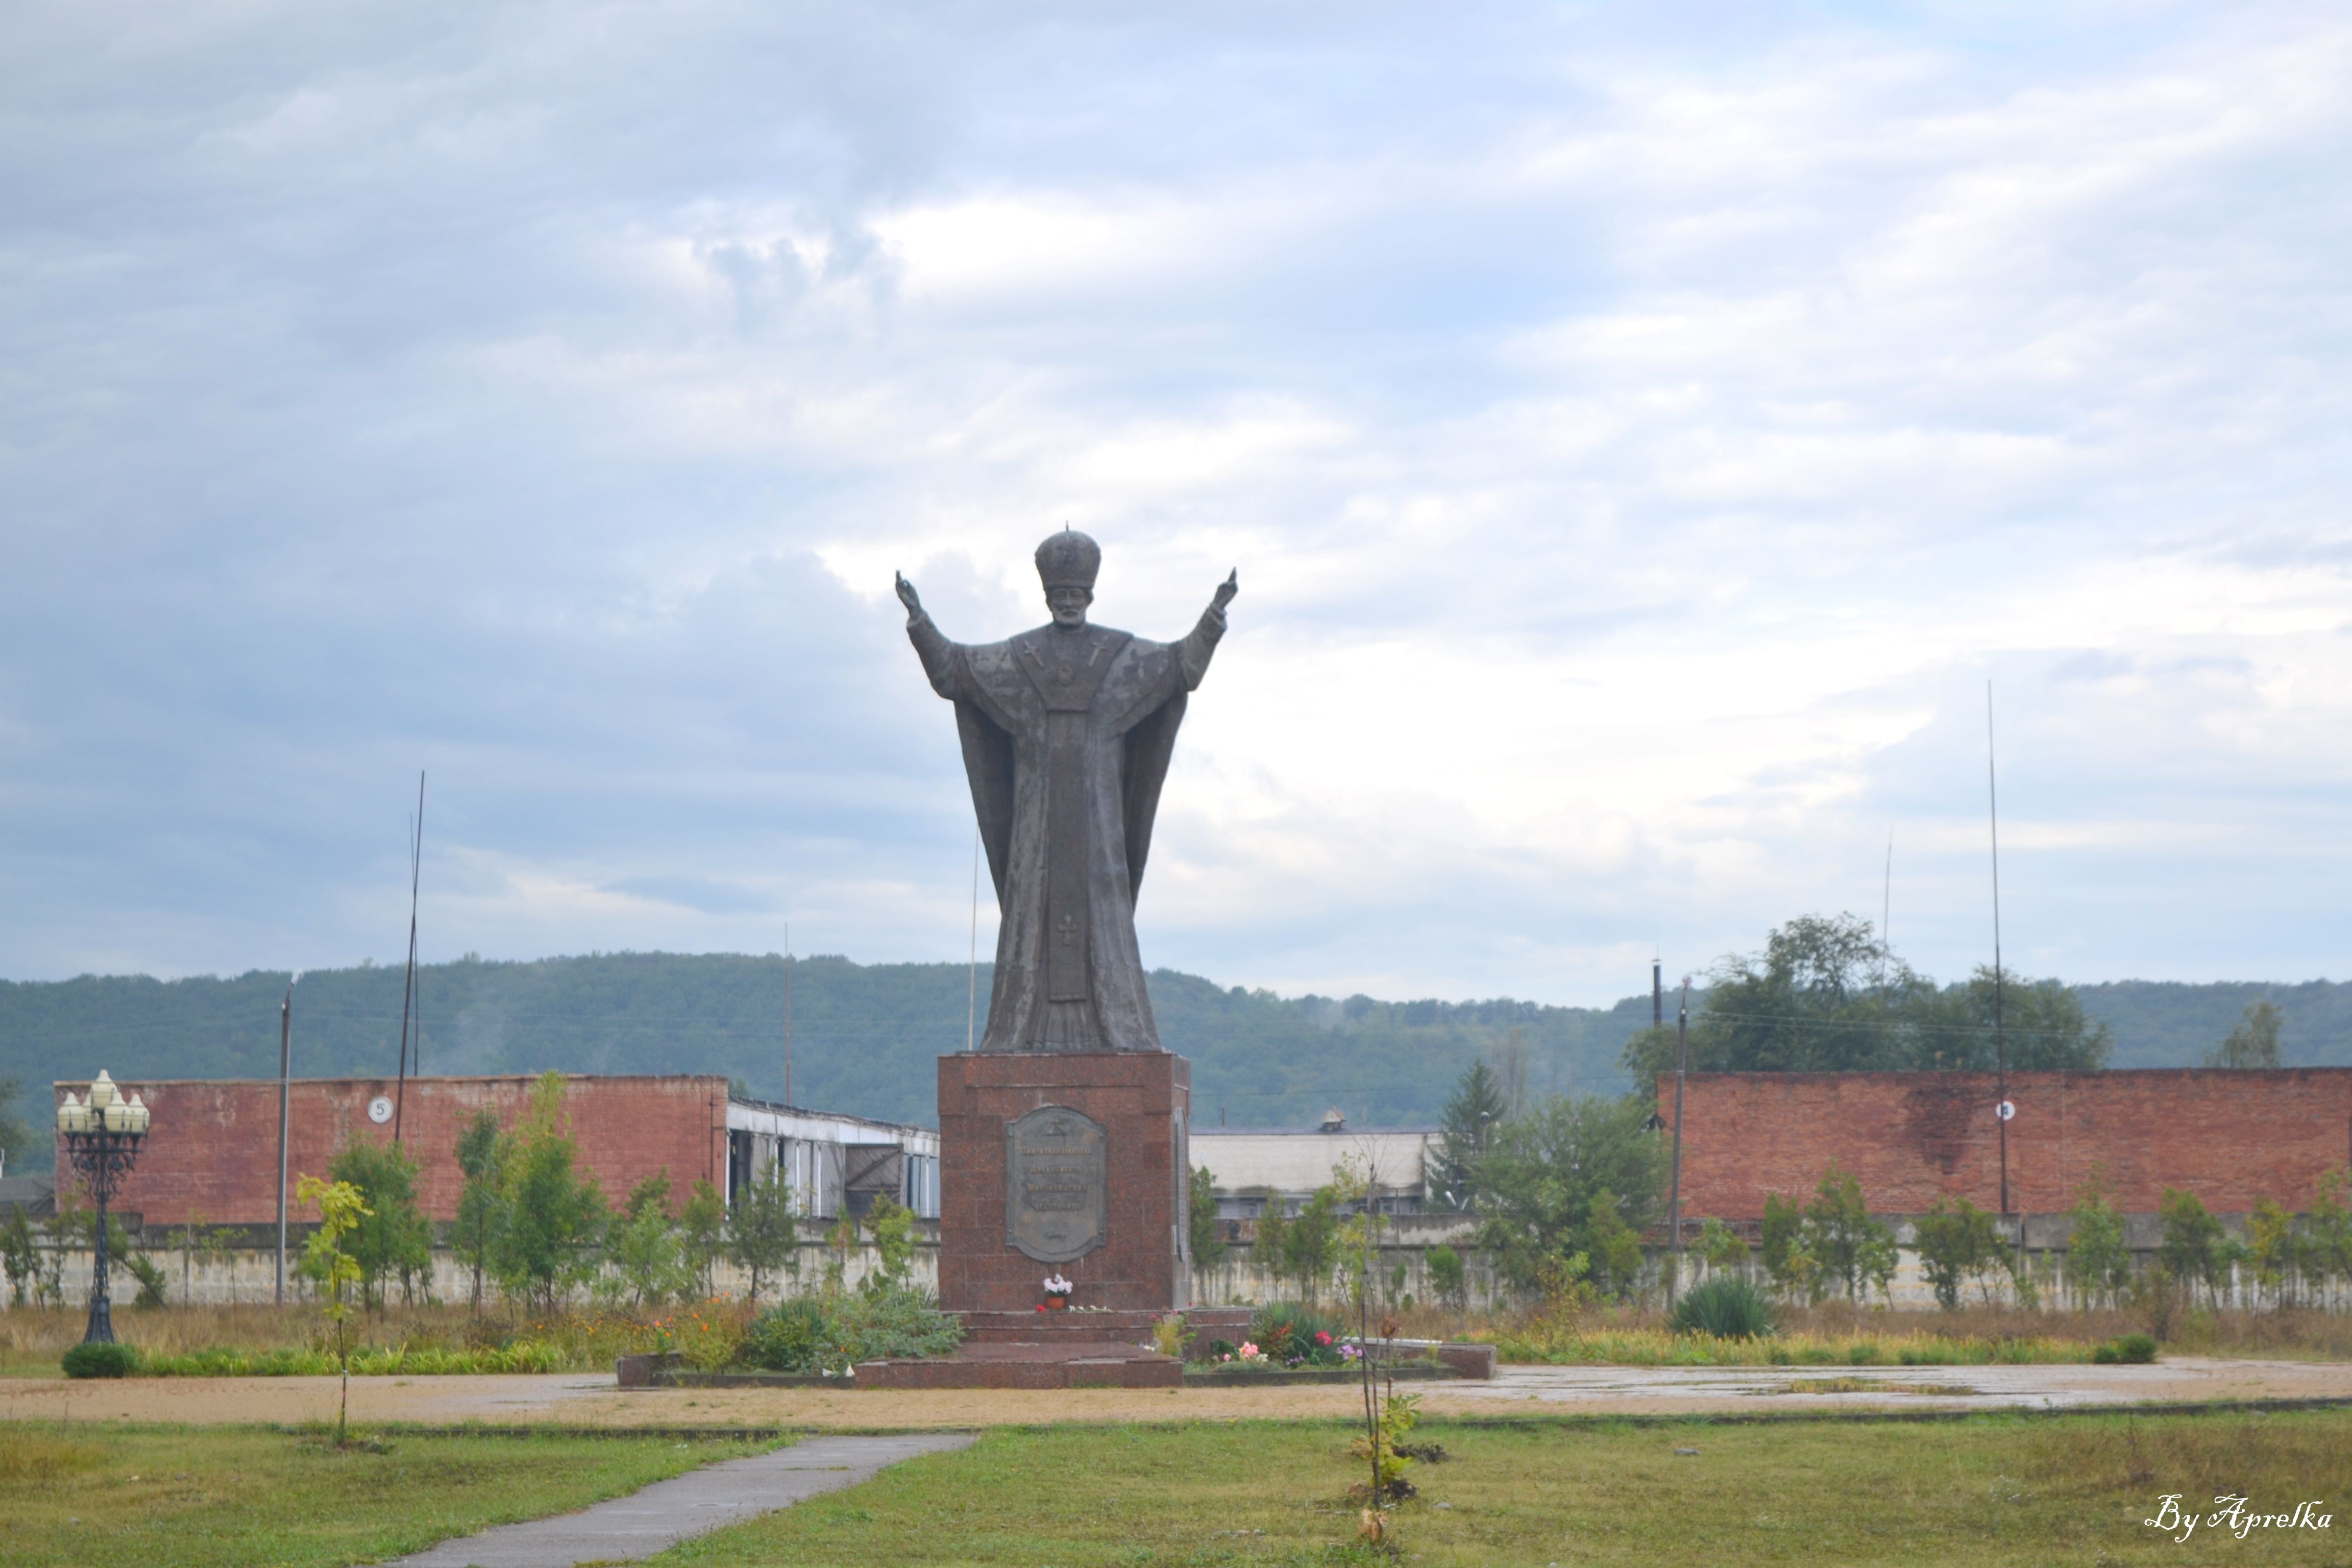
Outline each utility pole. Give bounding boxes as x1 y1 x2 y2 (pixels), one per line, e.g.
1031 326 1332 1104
276 979 292 1305
394 771 424 1143
1987 684 2016 1265
1668 977 1689 1305
782 920 794 1108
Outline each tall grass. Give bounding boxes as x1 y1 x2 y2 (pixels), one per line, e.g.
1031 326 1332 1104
1374 1295 2352 1364
0 1302 664 1375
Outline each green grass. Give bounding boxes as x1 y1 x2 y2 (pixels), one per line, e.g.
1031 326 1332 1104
650 1411 2352 1566
0 1424 772 1567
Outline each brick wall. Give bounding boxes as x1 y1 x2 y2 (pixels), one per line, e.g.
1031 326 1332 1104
1662 1068 2352 1219
55 1074 729 1227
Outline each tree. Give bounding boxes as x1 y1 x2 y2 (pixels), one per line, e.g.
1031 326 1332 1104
2303 1169 2352 1302
0 1077 29 1179
1188 1166 1226 1274
1427 1059 1508 1210
1622 914 2109 1089
820 1209 861 1294
864 1193 913 1293
1909 969 2114 1072
1425 1244 1465 1310
678 1179 726 1298
2157 1188 2232 1307
1624 915 1934 1092
1913 1197 2003 1310
453 1110 506 1314
1473 1094 1666 1294
1252 1192 1289 1296
2066 1175 2133 1309
2206 1000 2284 1069
727 1172 797 1305
1799 1165 1898 1304
327 1138 433 1309
607 1170 690 1308
1584 1191 1646 1301
1759 1192 1806 1298
1696 1217 1750 1277
1332 1153 1388 1315
2 1208 41 1306
44 1192 93 1304
2246 1195 2296 1308
173 1212 233 1306
297 1173 370 1446
1283 1186 1341 1304
488 1072 608 1311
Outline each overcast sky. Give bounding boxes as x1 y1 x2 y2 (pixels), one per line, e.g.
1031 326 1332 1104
3 2 2346 1004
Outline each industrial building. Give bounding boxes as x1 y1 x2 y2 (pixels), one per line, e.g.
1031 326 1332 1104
1661 1067 2352 1233
54 1072 938 1233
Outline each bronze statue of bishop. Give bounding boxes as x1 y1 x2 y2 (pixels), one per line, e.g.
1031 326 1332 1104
897 532 1236 1052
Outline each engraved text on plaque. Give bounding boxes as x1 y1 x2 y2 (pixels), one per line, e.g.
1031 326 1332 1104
1005 1105 1108 1263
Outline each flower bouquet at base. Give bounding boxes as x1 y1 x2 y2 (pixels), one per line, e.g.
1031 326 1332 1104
1039 1272 1073 1310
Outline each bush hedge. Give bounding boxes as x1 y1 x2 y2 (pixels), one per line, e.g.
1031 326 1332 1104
741 1287 962 1375
61 1341 140 1378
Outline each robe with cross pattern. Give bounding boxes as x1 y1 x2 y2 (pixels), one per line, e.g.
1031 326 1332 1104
906 603 1227 1051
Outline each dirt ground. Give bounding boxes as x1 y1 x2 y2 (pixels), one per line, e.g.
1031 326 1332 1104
6 1357 2351 1430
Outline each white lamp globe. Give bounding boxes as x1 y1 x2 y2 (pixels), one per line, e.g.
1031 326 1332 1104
126 1094 150 1134
57 1092 83 1133
102 1097 131 1133
88 1070 118 1110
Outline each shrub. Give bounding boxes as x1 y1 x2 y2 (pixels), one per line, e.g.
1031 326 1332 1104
2092 1332 2159 1365
62 1341 140 1379
836 1285 964 1362
1149 1313 1189 1359
1670 1275 1776 1339
742 1297 833 1373
743 1286 963 1374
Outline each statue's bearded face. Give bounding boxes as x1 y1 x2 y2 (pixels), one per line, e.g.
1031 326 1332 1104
1046 585 1092 628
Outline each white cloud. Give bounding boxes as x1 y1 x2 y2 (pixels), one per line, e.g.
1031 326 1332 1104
1 0 2347 1002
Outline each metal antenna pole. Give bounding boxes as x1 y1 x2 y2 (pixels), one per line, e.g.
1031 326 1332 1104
394 771 424 1142
1881 829 1894 985
1668 977 1689 1305
276 981 292 1305
1987 685 2012 1231
782 921 793 1108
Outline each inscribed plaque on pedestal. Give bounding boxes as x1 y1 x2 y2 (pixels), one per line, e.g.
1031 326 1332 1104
1004 1105 1108 1263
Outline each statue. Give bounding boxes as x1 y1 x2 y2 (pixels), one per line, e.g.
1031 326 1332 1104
897 531 1237 1052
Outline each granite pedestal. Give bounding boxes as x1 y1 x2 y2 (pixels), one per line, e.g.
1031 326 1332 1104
937 1050 1192 1314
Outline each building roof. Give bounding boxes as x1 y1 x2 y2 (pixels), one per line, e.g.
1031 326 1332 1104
1191 1128 1435 1193
0 1173 57 1218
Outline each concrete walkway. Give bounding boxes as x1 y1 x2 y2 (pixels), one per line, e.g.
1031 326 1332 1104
385 1431 975 1567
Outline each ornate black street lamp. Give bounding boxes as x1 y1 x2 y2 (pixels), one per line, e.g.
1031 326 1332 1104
56 1070 150 1344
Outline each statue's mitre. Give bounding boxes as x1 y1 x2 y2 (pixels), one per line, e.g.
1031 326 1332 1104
1034 528 1101 591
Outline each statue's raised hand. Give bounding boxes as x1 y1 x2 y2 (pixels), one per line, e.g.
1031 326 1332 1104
895 571 923 617
1210 570 1238 616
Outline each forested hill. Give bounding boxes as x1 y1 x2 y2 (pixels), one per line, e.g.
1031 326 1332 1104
3 954 2346 1177
0 954 1660 1172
